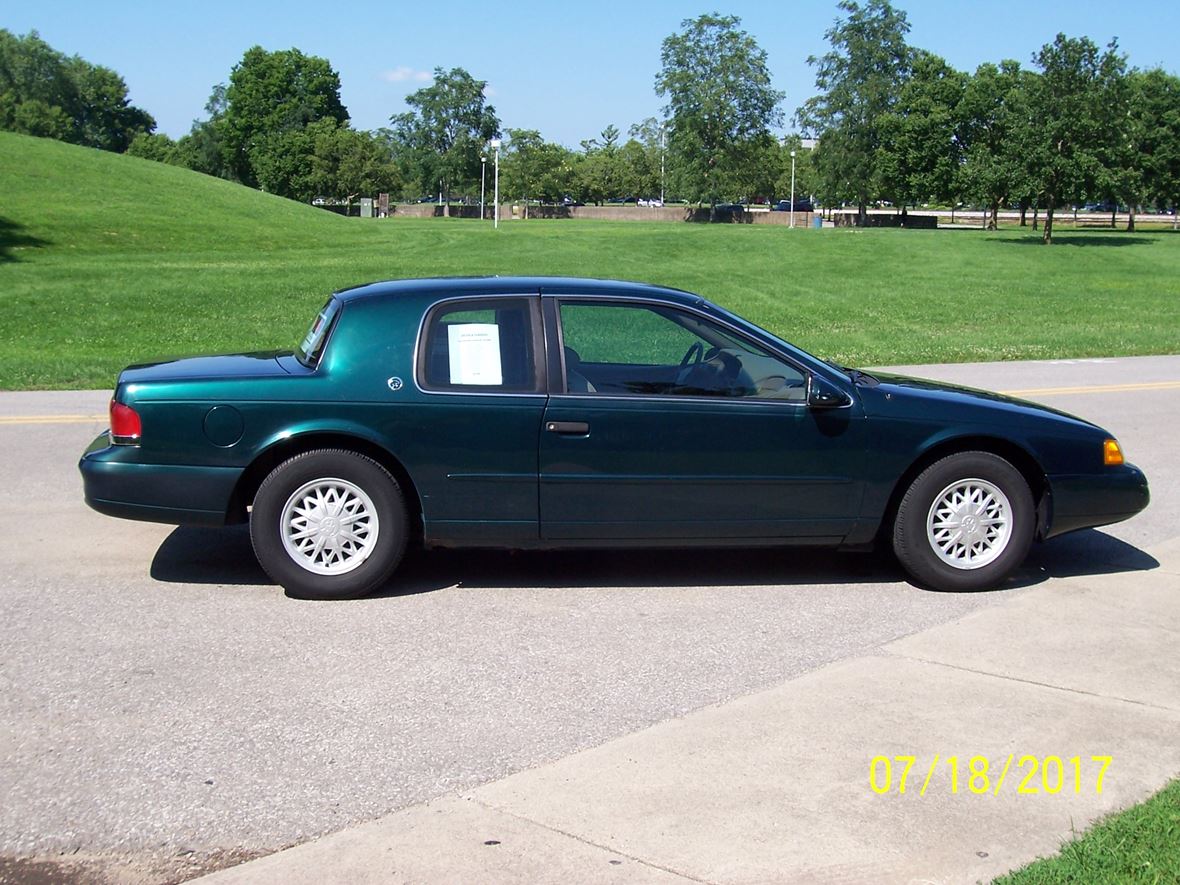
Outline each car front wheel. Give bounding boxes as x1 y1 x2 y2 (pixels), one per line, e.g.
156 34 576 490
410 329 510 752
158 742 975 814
892 451 1034 592
250 449 407 599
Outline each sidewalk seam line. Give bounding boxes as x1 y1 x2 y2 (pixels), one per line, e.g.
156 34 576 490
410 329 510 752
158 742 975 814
468 797 713 884
882 651 1180 714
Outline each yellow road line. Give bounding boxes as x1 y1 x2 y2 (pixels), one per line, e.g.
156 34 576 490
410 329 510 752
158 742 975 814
0 415 106 425
1000 380 1180 397
1 379 1179 425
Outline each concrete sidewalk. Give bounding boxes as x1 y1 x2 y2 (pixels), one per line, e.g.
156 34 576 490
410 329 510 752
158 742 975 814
200 537 1180 885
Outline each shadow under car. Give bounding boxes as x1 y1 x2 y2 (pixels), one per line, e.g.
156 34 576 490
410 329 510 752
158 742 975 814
149 526 1158 598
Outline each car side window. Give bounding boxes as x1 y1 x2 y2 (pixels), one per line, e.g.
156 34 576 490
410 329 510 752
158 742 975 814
420 298 540 392
559 300 807 401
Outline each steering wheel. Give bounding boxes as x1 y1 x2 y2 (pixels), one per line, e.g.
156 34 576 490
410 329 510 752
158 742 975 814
674 342 704 386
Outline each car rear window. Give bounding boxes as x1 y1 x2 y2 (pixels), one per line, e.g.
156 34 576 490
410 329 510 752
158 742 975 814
296 298 341 367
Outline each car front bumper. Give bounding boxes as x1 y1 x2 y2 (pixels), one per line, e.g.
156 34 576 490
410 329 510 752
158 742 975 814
1045 463 1150 539
79 434 243 527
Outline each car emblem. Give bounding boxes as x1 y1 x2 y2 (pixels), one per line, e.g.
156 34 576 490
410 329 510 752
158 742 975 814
386 377 403 391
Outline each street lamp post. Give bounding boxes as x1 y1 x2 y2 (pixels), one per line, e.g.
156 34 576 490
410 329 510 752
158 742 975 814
789 150 797 229
491 139 501 229
480 156 487 221
660 125 666 205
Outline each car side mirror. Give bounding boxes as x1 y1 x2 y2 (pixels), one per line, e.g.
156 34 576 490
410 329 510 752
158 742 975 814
807 376 852 409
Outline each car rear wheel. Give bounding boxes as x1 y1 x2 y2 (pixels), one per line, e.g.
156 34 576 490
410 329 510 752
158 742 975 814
250 450 407 599
892 451 1034 592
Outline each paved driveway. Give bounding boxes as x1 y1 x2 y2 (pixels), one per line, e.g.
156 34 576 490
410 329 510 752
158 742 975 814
0 356 1175 883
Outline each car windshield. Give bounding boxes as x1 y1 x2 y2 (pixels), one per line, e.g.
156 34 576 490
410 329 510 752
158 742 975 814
295 298 340 367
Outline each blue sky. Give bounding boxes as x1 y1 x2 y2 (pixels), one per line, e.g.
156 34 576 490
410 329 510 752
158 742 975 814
6 1 1178 147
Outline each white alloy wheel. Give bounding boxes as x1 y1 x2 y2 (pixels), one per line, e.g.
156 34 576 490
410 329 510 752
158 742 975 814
280 477 379 575
925 477 1012 570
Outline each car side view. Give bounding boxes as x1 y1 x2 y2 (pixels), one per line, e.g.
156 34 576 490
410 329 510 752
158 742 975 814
80 277 1149 599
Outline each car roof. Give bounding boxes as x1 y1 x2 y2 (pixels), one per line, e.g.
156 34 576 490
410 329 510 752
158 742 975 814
333 276 706 307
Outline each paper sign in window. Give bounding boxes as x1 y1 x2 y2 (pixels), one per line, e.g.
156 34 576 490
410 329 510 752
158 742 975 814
447 323 503 385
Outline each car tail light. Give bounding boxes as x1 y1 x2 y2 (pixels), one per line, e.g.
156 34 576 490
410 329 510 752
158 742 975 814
110 399 142 445
1103 438 1124 466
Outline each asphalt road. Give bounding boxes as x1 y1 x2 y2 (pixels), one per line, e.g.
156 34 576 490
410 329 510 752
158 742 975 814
1 356 1176 884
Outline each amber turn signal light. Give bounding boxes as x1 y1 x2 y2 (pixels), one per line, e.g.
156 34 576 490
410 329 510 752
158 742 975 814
1103 438 1124 466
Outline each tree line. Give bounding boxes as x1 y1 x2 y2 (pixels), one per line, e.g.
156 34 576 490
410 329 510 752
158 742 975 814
799 0 1180 243
0 20 809 213
0 30 154 152
3 5 1179 244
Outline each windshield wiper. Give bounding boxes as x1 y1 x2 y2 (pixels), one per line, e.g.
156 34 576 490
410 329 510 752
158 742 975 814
825 359 879 386
845 367 880 386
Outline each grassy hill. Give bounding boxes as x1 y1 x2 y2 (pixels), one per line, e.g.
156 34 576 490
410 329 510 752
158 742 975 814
2 131 1178 388
3 132 356 253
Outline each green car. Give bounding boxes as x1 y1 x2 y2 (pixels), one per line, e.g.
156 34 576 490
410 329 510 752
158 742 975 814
80 277 1149 599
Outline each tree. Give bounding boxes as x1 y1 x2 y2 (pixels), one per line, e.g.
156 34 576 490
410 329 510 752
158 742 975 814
127 131 182 164
249 119 402 203
576 125 624 204
220 46 348 186
67 58 154 152
1100 68 1180 231
956 60 1031 229
617 138 657 199
315 126 402 204
627 117 671 200
1135 69 1180 219
797 0 911 223
773 136 818 204
174 86 234 179
1025 34 1127 244
655 14 783 208
798 1 910 218
0 30 75 141
391 67 499 208
499 128 576 206
0 29 154 151
250 119 326 201
876 50 966 211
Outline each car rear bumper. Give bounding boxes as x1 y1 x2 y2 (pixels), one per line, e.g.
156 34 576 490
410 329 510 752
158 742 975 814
1045 464 1150 539
79 434 242 527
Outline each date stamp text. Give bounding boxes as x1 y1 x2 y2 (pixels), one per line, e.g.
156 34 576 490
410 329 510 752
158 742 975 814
869 754 1112 796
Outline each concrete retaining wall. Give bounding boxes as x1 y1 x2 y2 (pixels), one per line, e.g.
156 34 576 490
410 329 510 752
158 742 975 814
378 203 817 225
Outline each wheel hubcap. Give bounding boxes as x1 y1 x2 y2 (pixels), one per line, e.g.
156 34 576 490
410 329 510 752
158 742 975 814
926 478 1012 570
280 478 379 575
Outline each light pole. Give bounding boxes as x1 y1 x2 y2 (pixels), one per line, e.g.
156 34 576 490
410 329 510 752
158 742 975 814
660 124 666 205
789 150 797 229
480 155 487 221
491 139 501 229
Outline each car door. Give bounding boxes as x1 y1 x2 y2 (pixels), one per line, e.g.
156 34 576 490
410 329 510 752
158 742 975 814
411 294 547 544
538 297 867 541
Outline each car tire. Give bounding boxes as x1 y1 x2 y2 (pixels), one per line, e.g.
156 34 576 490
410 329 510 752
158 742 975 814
250 449 408 600
892 451 1034 592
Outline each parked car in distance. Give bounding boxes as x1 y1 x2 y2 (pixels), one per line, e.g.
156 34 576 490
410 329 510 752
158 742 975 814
772 199 814 212
81 277 1149 600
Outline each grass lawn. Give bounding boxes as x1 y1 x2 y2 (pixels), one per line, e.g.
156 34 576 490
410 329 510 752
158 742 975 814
994 778 1180 884
2 131 1179 389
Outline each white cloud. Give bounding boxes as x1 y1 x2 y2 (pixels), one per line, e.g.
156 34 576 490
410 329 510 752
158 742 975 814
381 66 432 83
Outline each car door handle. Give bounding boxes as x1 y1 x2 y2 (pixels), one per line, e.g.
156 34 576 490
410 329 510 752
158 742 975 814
546 421 590 435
